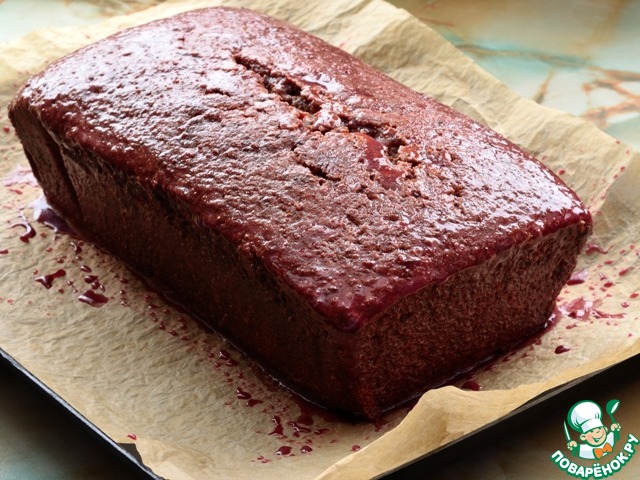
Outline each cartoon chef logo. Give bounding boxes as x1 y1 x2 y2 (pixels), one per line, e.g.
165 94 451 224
565 400 621 460
551 398 638 478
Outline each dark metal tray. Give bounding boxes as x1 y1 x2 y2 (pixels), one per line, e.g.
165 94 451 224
2 346 638 479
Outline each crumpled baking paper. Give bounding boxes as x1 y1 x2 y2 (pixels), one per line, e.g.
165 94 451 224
0 0 638 479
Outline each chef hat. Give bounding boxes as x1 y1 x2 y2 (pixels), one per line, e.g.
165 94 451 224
568 400 604 434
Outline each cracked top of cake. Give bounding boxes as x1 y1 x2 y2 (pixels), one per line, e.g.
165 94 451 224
14 7 591 331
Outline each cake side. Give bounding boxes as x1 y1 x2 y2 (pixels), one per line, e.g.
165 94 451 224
8 7 592 418
351 221 589 416
7 107 361 413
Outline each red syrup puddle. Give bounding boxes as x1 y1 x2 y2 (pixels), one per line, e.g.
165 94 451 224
78 290 109 307
217 349 238 367
290 393 349 426
351 444 362 452
269 416 285 436
559 297 624 320
275 446 292 456
31 196 76 236
585 243 609 255
555 345 571 354
236 387 251 400
35 269 66 289
619 267 633 276
71 241 82 254
288 420 313 437
10 215 36 242
300 445 313 454
126 433 137 441
461 380 482 391
0 248 8 254
566 268 588 285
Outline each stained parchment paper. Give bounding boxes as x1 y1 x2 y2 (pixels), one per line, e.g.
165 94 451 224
0 0 638 479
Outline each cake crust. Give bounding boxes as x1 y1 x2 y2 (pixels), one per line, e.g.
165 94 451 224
9 7 591 418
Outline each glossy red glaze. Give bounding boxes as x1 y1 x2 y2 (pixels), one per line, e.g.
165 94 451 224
11 7 590 333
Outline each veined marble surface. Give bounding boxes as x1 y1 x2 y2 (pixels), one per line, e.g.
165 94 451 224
0 1 638 479
393 0 640 149
1 0 637 149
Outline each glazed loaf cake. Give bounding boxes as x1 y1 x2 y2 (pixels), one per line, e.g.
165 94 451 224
9 7 591 418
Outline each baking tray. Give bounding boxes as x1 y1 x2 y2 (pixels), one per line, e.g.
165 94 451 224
0 347 163 480
2 344 638 479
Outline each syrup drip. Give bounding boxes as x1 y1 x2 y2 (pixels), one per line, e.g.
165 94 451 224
585 243 609 255
218 349 238 367
0 249 8 254
275 446 292 456
288 420 313 437
35 269 66 289
559 297 624 320
566 268 588 285
269 416 284 436
32 196 76 235
300 445 313 454
555 345 571 354
236 387 251 400
461 380 482 391
10 217 36 242
78 290 109 307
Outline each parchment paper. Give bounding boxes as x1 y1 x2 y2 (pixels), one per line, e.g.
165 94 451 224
0 0 638 479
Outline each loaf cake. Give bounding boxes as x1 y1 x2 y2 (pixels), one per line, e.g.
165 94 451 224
9 7 591 419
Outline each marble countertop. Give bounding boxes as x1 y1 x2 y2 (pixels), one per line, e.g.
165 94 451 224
0 1 638 479
396 0 640 151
